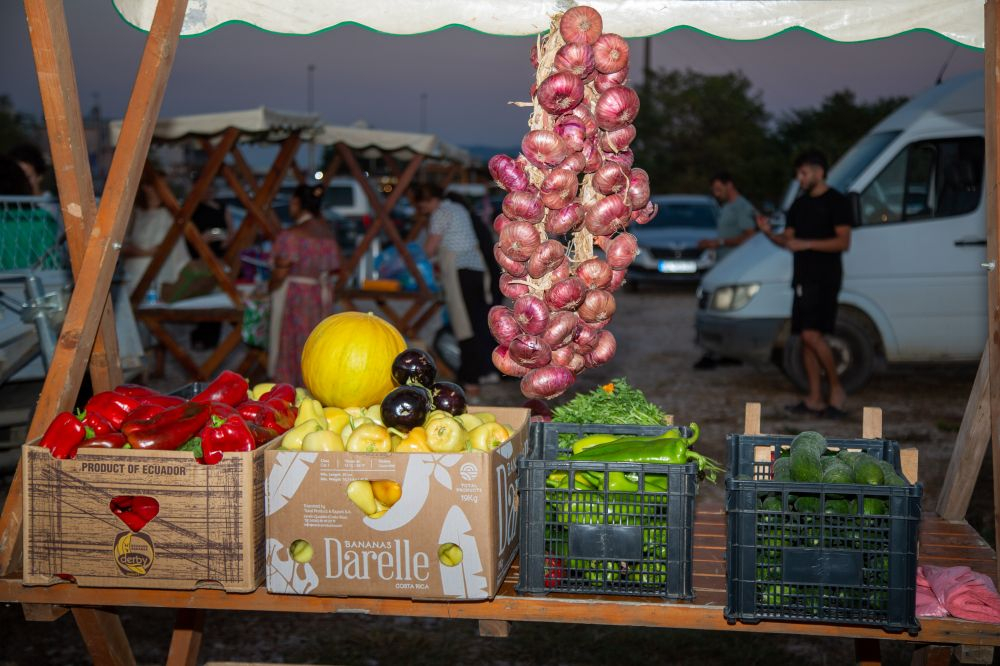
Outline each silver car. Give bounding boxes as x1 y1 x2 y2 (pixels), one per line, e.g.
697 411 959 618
627 194 720 287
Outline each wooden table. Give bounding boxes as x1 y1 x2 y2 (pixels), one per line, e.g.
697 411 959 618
2 505 996 665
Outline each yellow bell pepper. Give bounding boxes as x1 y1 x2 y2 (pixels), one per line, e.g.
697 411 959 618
303 430 345 452
371 479 402 507
346 480 378 516
394 426 432 453
456 413 483 431
476 412 496 423
468 422 510 452
346 423 392 453
294 387 313 407
282 419 324 451
295 398 328 430
324 407 351 434
250 382 275 400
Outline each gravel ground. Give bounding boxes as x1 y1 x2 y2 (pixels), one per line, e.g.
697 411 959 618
0 284 992 665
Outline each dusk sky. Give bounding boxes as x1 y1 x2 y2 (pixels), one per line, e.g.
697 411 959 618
0 2 984 150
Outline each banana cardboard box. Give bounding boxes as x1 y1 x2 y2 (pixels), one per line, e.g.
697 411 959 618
264 406 528 600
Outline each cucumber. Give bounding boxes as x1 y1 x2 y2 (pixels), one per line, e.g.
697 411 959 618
823 499 851 514
794 496 821 513
877 460 907 487
790 446 823 483
863 498 887 515
837 450 865 467
820 456 841 471
791 431 827 459
771 457 792 481
821 461 854 484
852 455 885 486
761 495 783 512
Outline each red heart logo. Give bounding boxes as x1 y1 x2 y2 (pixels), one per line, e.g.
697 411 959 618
109 495 159 532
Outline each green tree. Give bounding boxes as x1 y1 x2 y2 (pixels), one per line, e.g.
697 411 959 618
633 69 786 206
776 90 907 168
0 96 33 155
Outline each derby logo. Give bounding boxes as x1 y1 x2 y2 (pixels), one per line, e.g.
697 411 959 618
114 531 155 577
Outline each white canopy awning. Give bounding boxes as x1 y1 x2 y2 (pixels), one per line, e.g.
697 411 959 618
315 125 472 165
109 106 320 145
113 1 985 48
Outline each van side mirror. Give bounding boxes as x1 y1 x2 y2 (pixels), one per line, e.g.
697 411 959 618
848 192 863 227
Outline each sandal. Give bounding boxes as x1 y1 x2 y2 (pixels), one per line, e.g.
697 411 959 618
785 401 823 416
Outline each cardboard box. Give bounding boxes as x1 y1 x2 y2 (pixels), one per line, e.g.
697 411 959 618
22 442 269 592
265 406 528 600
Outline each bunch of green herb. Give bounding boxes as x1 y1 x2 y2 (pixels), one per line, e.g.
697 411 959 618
551 378 671 426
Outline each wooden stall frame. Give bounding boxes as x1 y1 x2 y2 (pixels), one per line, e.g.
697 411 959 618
0 1 998 665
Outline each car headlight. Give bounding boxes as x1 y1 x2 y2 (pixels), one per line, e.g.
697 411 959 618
710 283 760 311
634 246 658 270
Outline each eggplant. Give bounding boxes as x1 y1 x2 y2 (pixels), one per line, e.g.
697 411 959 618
391 348 438 387
430 381 467 415
380 386 431 432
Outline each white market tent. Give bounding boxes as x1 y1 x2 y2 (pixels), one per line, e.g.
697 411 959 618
1 2 998 665
315 124 473 165
108 106 320 144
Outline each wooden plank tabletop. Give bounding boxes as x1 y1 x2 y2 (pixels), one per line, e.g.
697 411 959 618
1 506 997 647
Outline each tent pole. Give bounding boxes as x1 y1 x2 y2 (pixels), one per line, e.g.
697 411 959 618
986 0 1000 582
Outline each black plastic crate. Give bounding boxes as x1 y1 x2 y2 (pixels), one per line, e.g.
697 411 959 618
518 421 697 599
725 434 922 633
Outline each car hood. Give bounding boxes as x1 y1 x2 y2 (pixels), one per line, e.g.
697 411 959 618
632 226 716 249
700 233 791 288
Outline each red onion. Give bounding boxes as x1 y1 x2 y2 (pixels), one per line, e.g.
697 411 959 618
554 114 588 152
595 86 640 131
488 306 521 345
499 220 541 261
626 168 650 209
573 321 602 349
527 239 567 279
502 191 544 225
608 268 627 291
513 294 550 335
530 44 539 69
584 194 630 235
578 289 616 324
576 257 613 289
599 125 636 153
550 345 576 368
593 34 629 74
522 130 569 169
545 276 587 311
509 334 552 369
521 365 576 400
558 151 586 173
550 257 572 282
593 162 630 196
541 311 579 350
605 232 639 270
559 6 602 45
494 244 528 277
554 43 596 80
537 72 585 115
595 68 629 93
545 203 583 236
632 200 658 225
493 214 514 234
499 273 530 299
585 330 617 367
581 139 602 174
540 168 579 210
488 154 531 192
493 345 529 377
569 104 599 138
605 149 635 169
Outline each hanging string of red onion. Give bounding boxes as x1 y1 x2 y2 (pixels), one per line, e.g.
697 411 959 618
488 5 653 401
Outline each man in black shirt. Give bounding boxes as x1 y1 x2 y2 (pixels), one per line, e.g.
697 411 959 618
758 151 852 418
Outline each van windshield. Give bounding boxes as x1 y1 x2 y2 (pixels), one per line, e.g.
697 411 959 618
827 130 901 193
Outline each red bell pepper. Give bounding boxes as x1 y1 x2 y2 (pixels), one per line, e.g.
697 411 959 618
259 383 295 404
123 401 211 450
199 414 256 465
85 391 142 429
207 401 239 420
237 400 269 423
544 558 565 588
247 422 278 447
192 370 249 407
39 412 88 459
76 410 114 437
110 495 159 532
79 432 128 449
264 398 297 431
139 394 186 409
120 403 169 427
113 384 161 399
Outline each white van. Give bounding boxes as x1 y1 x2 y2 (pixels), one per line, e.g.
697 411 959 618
695 70 986 392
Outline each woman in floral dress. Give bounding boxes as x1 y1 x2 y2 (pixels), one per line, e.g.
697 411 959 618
269 184 341 385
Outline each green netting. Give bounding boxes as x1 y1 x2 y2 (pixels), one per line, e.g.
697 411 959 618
0 201 67 271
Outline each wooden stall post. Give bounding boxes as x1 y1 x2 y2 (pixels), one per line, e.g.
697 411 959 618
986 0 1000 584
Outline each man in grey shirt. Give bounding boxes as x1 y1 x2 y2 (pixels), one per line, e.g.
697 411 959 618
698 171 757 258
694 172 757 370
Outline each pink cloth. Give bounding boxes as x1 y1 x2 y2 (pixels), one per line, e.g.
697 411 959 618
915 567 948 617
920 565 1000 624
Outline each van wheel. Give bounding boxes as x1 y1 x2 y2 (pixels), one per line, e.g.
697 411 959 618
781 310 877 394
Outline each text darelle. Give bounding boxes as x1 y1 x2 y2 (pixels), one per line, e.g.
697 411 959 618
324 538 430 582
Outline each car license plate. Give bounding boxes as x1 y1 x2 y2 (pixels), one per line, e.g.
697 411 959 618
658 259 698 274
